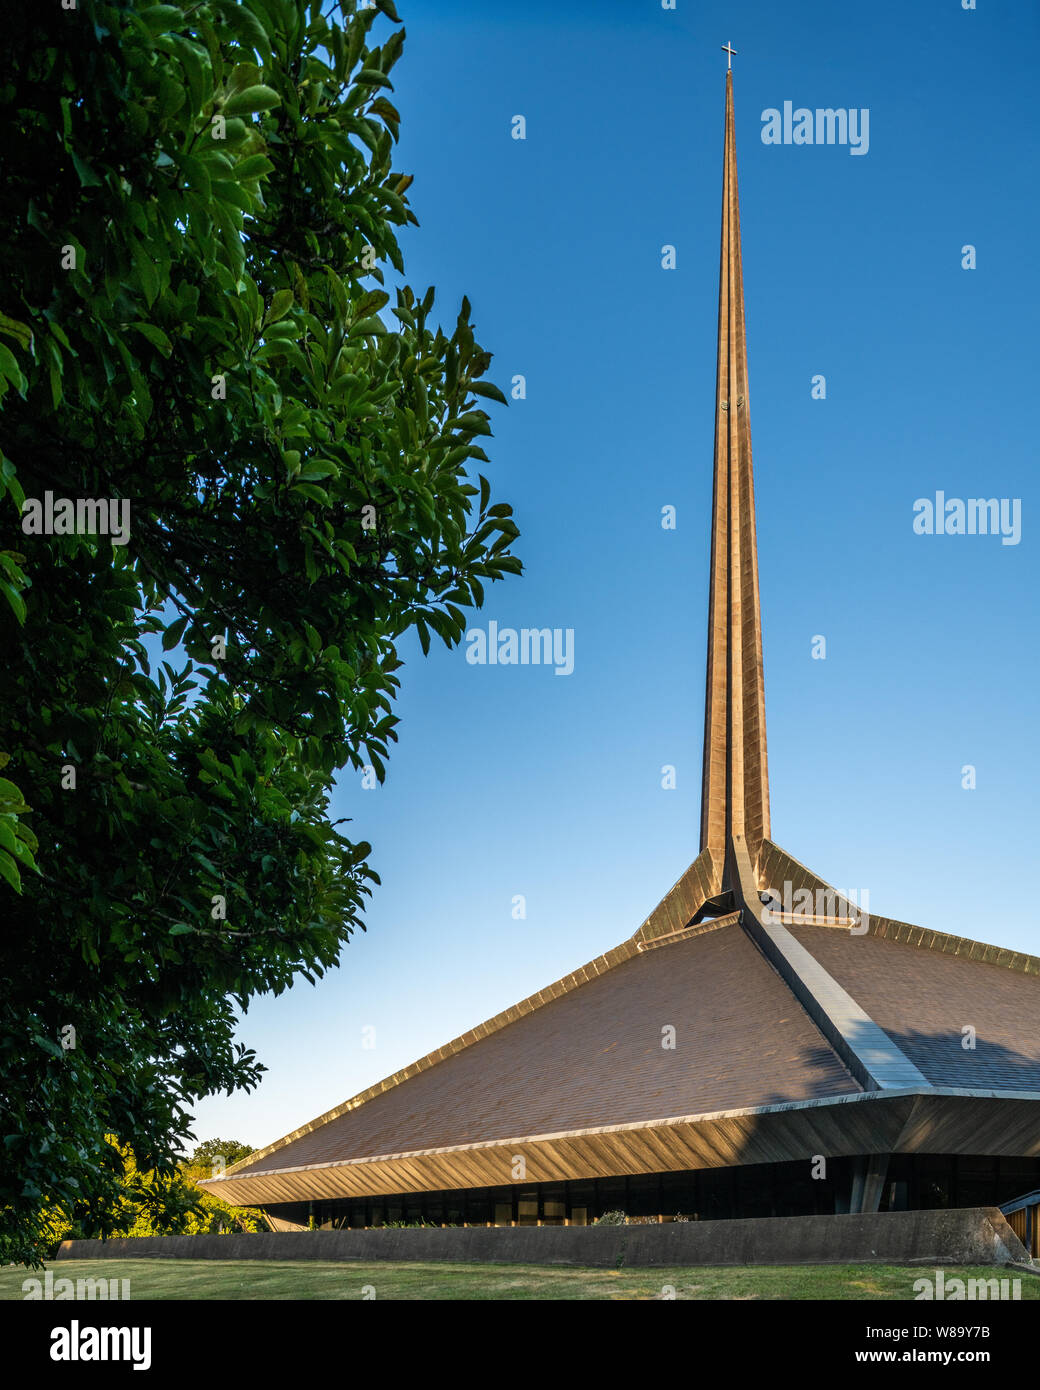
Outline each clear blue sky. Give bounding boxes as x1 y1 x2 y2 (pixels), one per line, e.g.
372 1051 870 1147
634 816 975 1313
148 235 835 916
191 0 1040 1151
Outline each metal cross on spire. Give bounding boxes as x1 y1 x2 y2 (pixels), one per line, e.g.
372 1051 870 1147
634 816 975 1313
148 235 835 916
721 42 737 70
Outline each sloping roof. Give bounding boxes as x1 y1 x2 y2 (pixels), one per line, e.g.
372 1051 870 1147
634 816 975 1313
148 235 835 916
228 920 859 1178
790 923 1040 1091
205 846 1040 1205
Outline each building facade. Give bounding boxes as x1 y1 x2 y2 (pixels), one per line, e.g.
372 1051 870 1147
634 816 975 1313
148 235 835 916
202 69 1040 1231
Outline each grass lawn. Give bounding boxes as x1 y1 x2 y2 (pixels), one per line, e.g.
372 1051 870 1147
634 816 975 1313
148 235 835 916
4 1259 1037 1300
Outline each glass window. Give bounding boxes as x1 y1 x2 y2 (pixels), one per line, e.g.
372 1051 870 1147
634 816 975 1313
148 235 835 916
597 1179 625 1213
542 1199 565 1225
517 1196 538 1226
735 1166 773 1218
467 1197 491 1225
627 1174 661 1218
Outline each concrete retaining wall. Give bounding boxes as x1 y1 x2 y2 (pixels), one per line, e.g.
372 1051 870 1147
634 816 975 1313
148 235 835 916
57 1207 1027 1267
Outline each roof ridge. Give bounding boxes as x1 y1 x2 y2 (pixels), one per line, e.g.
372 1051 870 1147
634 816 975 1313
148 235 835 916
636 911 740 951
630 847 722 943
761 839 1040 977
733 835 931 1095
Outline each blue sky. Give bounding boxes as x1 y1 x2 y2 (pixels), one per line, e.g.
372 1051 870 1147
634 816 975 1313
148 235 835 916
190 0 1040 1150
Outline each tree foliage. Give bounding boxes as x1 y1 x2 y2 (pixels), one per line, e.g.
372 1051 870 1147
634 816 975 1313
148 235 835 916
38 1138 263 1250
0 0 518 1266
188 1137 256 1174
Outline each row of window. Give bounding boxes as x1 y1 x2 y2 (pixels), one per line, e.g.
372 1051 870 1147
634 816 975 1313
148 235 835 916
264 1155 1040 1231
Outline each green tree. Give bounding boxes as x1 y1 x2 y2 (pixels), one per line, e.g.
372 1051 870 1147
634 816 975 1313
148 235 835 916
37 1138 263 1251
188 1137 256 1175
0 0 519 1266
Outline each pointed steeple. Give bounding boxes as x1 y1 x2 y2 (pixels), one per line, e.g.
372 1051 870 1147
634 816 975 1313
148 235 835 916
700 70 770 867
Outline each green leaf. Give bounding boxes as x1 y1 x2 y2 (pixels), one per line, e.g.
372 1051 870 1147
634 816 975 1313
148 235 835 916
348 316 386 338
215 1 271 61
162 616 189 650
0 851 21 894
265 290 293 324
0 778 29 806
470 380 508 406
0 345 27 395
0 579 26 625
233 153 275 181
132 242 160 308
223 85 281 117
139 5 184 35
0 820 24 859
367 97 401 128
131 322 173 356
170 35 208 117
354 289 390 318
357 68 393 89
211 179 254 214
0 313 33 351
226 61 262 95
291 483 330 505
14 820 38 854
70 151 103 188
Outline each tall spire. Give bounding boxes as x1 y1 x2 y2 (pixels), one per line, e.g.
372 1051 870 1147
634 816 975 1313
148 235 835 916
700 69 770 867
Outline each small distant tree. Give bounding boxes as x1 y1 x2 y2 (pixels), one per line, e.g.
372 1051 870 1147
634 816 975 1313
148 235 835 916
187 1138 256 1176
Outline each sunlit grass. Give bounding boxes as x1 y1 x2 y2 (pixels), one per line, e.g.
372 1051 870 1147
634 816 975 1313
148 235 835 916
4 1259 1036 1301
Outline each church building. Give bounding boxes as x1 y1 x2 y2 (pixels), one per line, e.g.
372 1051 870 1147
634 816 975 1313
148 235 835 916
202 67 1040 1231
